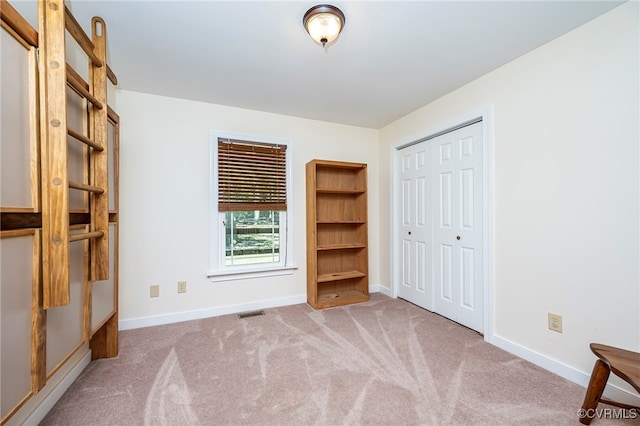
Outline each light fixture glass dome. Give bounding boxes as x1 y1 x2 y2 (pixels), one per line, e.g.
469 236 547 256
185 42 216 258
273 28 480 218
303 5 345 50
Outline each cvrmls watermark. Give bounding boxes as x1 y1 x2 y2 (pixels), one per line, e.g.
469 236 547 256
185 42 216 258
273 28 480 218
577 407 638 420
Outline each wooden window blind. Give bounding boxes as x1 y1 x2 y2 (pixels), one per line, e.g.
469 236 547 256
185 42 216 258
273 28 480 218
218 139 287 212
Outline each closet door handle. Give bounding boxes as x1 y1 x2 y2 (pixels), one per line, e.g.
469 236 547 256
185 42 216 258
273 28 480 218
456 235 461 240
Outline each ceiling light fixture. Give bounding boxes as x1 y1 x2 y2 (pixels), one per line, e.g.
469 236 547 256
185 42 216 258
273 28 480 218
303 4 345 52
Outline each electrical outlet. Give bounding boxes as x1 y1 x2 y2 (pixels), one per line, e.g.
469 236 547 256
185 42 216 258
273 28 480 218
548 313 563 333
178 281 187 294
150 285 160 298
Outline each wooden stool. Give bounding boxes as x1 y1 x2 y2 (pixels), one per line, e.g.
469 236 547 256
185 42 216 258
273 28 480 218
579 343 640 424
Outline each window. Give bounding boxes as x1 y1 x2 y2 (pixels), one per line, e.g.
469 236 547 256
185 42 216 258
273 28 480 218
209 132 295 281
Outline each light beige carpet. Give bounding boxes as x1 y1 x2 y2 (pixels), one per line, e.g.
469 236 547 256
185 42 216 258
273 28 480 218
41 294 638 425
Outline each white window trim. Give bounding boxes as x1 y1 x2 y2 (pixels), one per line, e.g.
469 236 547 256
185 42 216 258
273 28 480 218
208 130 297 282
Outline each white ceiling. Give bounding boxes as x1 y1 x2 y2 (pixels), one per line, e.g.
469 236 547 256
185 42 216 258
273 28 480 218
12 1 624 128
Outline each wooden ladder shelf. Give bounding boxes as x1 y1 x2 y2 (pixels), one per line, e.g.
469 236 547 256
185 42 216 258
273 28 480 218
39 0 109 308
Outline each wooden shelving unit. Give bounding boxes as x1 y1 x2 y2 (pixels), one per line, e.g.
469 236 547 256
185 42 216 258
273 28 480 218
306 160 369 309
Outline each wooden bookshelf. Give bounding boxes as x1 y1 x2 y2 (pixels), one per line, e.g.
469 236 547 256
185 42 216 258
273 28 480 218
306 160 369 309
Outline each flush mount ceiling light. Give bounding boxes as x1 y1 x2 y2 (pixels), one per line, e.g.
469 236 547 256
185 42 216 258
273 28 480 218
303 4 345 51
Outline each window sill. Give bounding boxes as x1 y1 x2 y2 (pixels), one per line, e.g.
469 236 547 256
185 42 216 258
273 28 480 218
207 265 298 283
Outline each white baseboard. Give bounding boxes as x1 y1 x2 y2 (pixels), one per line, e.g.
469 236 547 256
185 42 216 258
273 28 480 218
492 334 640 406
119 295 307 330
120 287 394 331
9 348 91 426
370 284 392 297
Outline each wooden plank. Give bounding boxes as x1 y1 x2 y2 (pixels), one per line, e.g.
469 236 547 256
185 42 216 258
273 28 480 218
65 62 88 91
1 19 29 50
315 189 365 194
89 17 109 281
1 212 92 231
1 212 40 231
107 64 118 86
83 230 91 343
29 47 41 212
0 228 35 238
0 207 35 213
306 161 318 307
80 70 91 214
0 0 38 47
317 243 366 250
66 63 104 110
317 270 367 283
90 312 118 359
69 180 104 194
67 127 104 152
39 0 70 308
63 5 102 67
31 231 46 392
309 159 366 169
89 223 118 359
107 105 119 122
316 289 368 309
107 109 120 214
69 230 103 242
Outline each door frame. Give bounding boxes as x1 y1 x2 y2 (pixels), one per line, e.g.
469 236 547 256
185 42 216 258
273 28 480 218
390 106 494 342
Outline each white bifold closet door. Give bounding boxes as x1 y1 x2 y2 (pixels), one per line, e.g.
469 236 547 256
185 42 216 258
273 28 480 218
397 121 484 333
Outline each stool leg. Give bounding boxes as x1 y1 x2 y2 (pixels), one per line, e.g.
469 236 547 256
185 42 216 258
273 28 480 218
579 359 611 425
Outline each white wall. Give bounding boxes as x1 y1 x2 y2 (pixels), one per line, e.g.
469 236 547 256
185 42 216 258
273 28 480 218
379 2 639 393
116 90 379 326
117 0 637 399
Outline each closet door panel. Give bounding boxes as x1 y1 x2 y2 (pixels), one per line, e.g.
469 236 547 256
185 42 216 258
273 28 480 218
46 231 86 374
0 234 34 419
107 120 117 211
92 223 116 332
1 27 33 209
